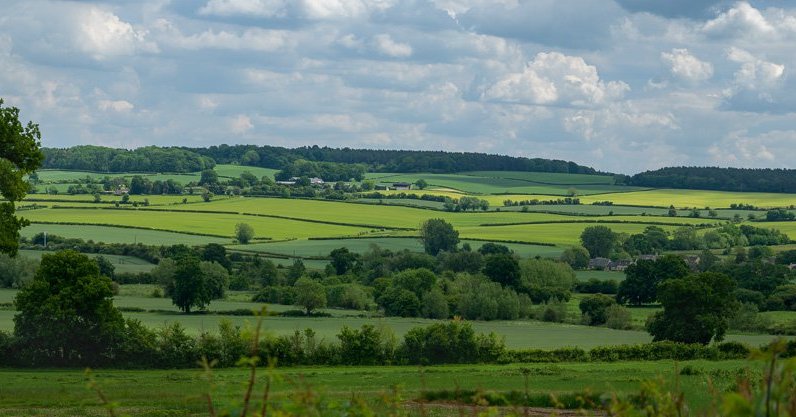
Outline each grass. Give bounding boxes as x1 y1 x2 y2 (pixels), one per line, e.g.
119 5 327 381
18 250 156 274
20 224 231 246
227 238 564 259
580 189 796 209
574 270 625 282
213 164 278 179
365 172 641 196
463 170 616 185
24 193 206 205
458 223 682 246
0 359 759 416
21 208 372 240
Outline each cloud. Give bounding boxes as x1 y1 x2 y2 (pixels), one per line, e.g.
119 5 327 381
482 52 629 107
230 114 254 134
615 0 726 18
372 34 412 58
98 99 134 112
153 20 288 51
77 7 158 60
661 48 714 82
199 0 289 18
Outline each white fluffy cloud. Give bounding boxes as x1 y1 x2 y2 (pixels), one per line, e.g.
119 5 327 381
77 7 158 60
482 52 629 107
372 34 412 58
661 48 714 82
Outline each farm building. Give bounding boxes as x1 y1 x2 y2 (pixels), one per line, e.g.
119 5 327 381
588 257 611 270
392 182 412 190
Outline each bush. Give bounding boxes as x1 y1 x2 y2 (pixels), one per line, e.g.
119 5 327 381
400 321 505 365
537 299 568 323
579 294 617 326
604 304 632 330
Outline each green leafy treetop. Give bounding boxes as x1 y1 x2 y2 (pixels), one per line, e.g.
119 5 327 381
13 250 125 365
0 99 44 255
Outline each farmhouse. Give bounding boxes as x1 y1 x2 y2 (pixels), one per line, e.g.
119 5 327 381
588 257 611 270
607 260 632 271
392 182 412 190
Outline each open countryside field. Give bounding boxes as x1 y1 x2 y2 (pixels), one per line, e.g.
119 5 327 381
228 237 565 259
365 172 644 195
18 250 156 274
580 189 796 209
21 208 373 240
20 223 230 245
24 193 206 205
140 197 723 229
463 171 616 184
458 222 682 246
0 359 760 415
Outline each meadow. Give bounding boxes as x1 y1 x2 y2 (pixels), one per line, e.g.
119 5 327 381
17 250 156 274
0 359 758 416
364 172 642 195
20 224 229 246
580 189 796 209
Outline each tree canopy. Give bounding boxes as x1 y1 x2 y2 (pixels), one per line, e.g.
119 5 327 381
0 99 44 255
13 250 125 365
419 218 459 256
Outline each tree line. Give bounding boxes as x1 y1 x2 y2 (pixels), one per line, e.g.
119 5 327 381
627 166 796 193
42 145 215 173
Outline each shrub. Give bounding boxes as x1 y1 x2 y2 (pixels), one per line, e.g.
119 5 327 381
579 294 617 326
604 304 633 330
400 321 505 365
537 298 568 323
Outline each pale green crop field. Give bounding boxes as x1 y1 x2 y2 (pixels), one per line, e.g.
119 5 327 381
581 189 796 209
227 237 564 259
20 223 231 245
364 172 641 195
214 164 278 179
22 208 371 240
753 221 796 239
463 170 616 185
24 193 206 205
459 223 681 245
17 250 156 274
144 197 722 230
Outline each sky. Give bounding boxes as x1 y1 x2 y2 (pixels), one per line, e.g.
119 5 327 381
1 1 796 173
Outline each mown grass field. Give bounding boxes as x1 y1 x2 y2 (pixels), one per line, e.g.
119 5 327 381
18 250 156 274
365 172 642 195
580 189 796 209
463 171 616 185
0 359 760 416
457 223 682 246
228 238 564 259
20 224 230 246
21 208 373 240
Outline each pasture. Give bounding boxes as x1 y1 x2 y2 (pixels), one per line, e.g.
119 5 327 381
227 237 564 259
580 189 796 209
0 359 757 416
457 223 682 246
18 250 156 274
20 224 230 246
364 172 641 195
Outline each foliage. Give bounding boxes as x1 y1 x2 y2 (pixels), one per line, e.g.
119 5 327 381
400 321 506 365
235 222 255 244
483 253 521 289
580 225 616 258
0 253 37 288
0 99 44 255
519 258 577 291
579 294 617 325
617 255 689 305
13 250 125 366
42 145 214 173
294 277 327 315
165 257 227 313
560 245 590 269
419 218 459 255
329 247 358 275
647 272 739 344
604 304 633 330
630 165 796 193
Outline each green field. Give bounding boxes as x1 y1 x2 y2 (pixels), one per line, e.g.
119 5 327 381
365 172 642 196
463 171 616 185
18 250 156 274
20 224 230 245
21 208 372 240
213 164 278 179
0 359 758 416
458 222 682 246
228 238 564 259
581 189 796 209
574 270 626 282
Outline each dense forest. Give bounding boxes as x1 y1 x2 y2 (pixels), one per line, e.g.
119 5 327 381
42 146 215 173
187 144 601 174
629 167 796 193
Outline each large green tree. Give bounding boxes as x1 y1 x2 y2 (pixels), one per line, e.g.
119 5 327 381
0 99 44 255
294 277 327 316
646 272 739 344
13 250 125 365
616 255 689 305
419 218 459 255
579 225 616 258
